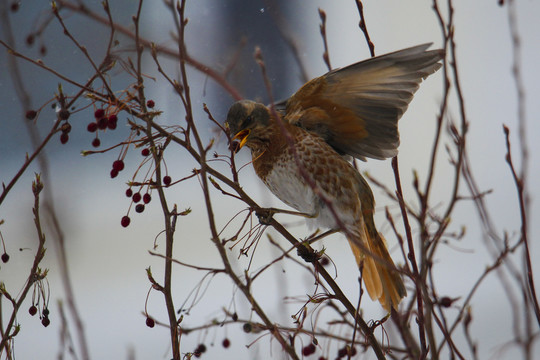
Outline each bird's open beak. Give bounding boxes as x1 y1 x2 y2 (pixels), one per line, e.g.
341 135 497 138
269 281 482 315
232 129 250 150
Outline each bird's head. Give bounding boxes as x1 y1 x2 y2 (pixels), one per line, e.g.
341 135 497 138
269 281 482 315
226 100 272 151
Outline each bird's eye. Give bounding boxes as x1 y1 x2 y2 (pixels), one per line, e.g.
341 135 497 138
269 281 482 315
244 115 253 125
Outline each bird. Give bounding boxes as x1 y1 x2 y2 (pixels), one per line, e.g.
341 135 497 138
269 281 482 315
226 43 444 312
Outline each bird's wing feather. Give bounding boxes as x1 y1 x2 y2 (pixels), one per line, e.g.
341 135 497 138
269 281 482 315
284 43 444 160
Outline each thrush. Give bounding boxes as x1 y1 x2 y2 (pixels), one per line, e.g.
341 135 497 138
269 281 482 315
226 44 444 311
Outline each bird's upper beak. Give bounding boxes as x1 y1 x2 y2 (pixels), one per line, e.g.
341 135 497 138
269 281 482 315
231 129 250 150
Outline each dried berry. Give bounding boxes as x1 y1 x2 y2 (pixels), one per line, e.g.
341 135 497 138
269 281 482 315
439 296 455 308
61 122 72 133
222 338 230 348
135 204 145 213
146 317 155 328
1 253 9 263
29 305 38 316
110 168 119 178
26 34 35 46
146 100 155 108
59 109 70 120
41 317 50 327
26 110 37 120
121 216 131 227
43 308 49 316
60 133 69 144
141 148 150 157
319 256 330 266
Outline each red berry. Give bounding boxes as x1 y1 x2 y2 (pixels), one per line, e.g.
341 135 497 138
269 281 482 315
121 216 131 227
110 168 119 178
1 253 9 263
440 297 454 308
26 110 37 120
132 192 142 203
41 317 50 327
302 343 316 356
126 188 133 197
163 176 172 186
320 256 330 266
146 317 155 328
143 193 151 204
222 338 230 348
195 344 206 355
146 100 155 108
112 160 125 171
337 347 347 358
141 148 150 157
97 117 108 129
94 108 105 118
60 133 69 144
87 122 98 132
135 204 145 213
26 34 35 46
107 115 118 130
92 138 101 148
29 305 38 316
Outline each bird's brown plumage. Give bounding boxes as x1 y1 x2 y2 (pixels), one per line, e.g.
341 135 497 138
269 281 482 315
226 44 444 311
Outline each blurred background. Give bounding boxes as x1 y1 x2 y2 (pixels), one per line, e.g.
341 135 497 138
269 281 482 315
1 0 539 359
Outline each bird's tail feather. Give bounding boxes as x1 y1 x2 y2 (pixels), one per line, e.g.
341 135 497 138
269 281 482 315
348 230 406 312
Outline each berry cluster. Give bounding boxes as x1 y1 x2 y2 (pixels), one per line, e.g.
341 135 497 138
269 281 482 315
58 108 71 144
28 304 51 327
119 148 172 228
87 108 119 148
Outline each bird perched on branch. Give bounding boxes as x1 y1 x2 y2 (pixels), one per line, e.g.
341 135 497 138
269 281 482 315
226 44 444 312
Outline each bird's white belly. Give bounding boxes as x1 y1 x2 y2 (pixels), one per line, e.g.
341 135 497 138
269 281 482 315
263 164 355 231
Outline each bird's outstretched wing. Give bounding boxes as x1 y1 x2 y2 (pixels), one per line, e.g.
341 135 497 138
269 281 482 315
283 43 444 160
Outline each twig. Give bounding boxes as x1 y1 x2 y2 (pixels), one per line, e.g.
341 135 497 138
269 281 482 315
503 125 539 327
318 8 332 71
354 0 375 57
0 175 47 352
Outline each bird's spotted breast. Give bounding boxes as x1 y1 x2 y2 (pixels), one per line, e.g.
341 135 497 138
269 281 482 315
256 127 363 230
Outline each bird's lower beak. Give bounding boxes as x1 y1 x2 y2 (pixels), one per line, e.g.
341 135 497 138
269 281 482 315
232 129 250 150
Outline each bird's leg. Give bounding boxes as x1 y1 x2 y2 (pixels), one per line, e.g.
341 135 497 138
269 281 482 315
254 207 316 225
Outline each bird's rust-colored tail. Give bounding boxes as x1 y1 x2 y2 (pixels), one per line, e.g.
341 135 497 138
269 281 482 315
348 228 406 312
